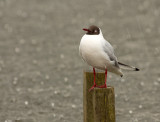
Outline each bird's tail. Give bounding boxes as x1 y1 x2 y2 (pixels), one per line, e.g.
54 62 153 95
118 62 140 71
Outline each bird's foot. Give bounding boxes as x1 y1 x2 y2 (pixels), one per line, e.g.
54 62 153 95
89 84 97 92
97 84 107 88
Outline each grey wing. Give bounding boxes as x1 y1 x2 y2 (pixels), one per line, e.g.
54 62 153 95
102 40 119 68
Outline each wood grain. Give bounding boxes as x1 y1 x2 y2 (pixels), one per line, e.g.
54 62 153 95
83 71 115 122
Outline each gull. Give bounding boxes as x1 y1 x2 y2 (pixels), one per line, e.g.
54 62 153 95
79 25 139 91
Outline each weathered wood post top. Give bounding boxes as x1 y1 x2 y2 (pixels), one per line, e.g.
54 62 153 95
83 71 115 122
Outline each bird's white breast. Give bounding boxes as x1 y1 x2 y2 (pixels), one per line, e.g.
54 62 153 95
79 35 110 70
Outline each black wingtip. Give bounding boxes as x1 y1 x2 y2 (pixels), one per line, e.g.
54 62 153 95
135 68 140 71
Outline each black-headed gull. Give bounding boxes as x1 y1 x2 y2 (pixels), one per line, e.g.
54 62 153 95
79 25 139 91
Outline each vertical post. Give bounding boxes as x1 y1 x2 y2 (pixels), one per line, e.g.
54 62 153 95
83 71 115 122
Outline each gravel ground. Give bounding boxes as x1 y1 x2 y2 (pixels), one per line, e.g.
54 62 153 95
0 0 160 122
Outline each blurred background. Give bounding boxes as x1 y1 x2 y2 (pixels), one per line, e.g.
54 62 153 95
0 0 160 122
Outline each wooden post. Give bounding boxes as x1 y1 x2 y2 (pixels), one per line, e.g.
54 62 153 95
83 71 115 122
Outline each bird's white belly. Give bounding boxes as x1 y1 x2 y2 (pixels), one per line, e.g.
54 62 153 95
80 37 110 70
83 51 108 70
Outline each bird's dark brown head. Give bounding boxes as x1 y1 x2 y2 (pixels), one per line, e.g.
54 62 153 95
83 25 100 35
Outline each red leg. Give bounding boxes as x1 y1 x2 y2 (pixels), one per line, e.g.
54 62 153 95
89 68 97 91
97 69 107 88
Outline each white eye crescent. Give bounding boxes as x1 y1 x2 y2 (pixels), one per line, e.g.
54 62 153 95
95 30 97 32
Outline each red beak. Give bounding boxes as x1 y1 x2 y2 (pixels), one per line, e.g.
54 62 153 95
83 28 91 32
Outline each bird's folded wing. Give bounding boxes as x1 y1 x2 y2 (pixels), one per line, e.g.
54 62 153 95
102 39 119 68
118 62 140 71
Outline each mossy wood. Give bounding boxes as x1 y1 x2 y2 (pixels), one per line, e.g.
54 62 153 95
83 71 115 122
